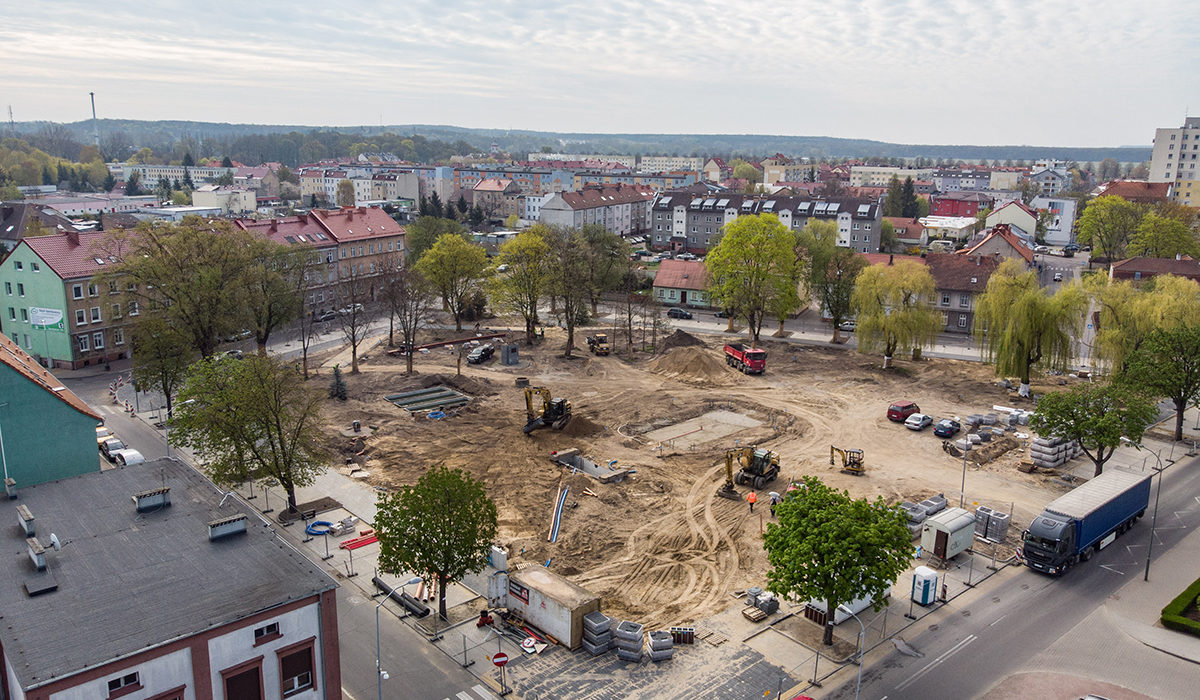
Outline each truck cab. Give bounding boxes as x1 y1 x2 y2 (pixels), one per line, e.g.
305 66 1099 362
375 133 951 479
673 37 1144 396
1022 514 1074 575
724 343 767 374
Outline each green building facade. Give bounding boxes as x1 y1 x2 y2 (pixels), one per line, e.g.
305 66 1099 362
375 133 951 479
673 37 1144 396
0 241 74 365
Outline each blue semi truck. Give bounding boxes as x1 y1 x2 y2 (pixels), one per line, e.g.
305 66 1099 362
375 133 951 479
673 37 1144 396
1021 468 1152 575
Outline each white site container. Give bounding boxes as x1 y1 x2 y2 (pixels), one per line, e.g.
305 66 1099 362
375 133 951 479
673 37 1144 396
508 567 601 650
921 507 976 561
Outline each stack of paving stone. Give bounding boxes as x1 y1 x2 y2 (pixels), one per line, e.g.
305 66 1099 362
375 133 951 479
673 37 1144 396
582 611 613 655
1029 436 1081 470
900 501 927 536
974 505 1011 541
919 494 947 517
614 620 644 662
647 630 674 662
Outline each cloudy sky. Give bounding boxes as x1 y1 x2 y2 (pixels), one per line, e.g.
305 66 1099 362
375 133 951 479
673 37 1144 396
4 0 1197 147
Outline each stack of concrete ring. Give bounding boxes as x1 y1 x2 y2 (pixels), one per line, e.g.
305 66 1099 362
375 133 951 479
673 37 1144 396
581 611 613 656
646 630 674 662
613 620 644 662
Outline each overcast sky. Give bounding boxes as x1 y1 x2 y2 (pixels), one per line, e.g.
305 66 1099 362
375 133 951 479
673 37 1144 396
4 0 1197 147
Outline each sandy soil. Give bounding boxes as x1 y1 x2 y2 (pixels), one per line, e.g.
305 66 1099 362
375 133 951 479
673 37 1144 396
320 326 1080 630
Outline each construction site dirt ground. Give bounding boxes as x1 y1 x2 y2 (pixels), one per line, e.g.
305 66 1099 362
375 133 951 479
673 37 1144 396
319 325 1084 631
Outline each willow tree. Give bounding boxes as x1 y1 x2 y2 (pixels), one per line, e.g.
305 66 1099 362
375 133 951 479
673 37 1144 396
1092 274 1200 373
706 213 800 345
974 259 1086 397
852 259 942 368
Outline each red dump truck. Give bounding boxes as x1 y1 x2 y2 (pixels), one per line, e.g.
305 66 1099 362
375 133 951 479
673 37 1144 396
724 343 767 374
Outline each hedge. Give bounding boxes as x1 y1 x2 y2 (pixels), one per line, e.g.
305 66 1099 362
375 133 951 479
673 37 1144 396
1160 575 1200 637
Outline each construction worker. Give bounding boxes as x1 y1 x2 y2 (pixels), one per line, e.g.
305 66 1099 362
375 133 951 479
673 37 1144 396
747 490 757 513
769 492 779 517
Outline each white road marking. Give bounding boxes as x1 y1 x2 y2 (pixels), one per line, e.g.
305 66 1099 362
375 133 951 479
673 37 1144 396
472 685 499 700
988 614 1007 627
895 634 977 691
1100 565 1126 575
98 405 113 415
457 692 474 700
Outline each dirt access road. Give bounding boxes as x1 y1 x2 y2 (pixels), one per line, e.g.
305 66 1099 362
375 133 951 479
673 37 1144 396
321 326 1076 630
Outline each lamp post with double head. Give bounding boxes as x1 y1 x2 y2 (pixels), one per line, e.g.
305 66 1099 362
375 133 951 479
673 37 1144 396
1120 437 1167 582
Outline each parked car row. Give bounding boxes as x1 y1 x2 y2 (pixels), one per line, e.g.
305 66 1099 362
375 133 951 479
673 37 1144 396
97 425 146 466
886 401 962 438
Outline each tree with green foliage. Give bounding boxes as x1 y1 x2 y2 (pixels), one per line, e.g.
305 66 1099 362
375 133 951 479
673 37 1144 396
545 227 592 357
974 259 1087 397
328 365 347 400
276 165 298 185
489 227 552 344
1017 179 1040 205
879 219 898 253
220 155 233 168
705 214 799 345
469 204 485 227
375 464 498 623
182 152 195 168
1123 325 1200 442
336 179 355 207
245 239 309 353
0 182 22 200
763 476 911 647
579 224 631 315
852 260 943 367
416 233 488 331
405 216 466 263
124 171 142 196
504 213 520 229
801 220 867 343
429 191 444 218
730 159 761 185
1091 274 1200 373
457 194 469 216
1128 212 1199 259
380 264 435 373
883 176 904 217
213 171 234 187
1031 383 1157 476
129 317 193 420
900 177 919 218
1077 195 1144 260
173 354 328 512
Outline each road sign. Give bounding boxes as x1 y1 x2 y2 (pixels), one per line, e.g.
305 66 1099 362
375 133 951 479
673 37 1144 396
492 652 509 667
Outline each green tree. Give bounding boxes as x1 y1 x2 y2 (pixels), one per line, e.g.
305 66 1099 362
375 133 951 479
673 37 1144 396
1031 383 1156 477
1017 179 1040 205
172 354 328 512
1099 158 1121 181
129 317 193 420
1128 212 1199 259
220 155 233 168
802 220 867 342
883 176 904 217
182 152 195 168
328 365 347 400
732 161 761 185
852 260 943 367
763 476 911 647
1092 275 1200 373
0 182 22 200
336 179 355 207
276 165 298 184
245 239 308 353
1123 325 1200 442
489 228 552 344
469 204 485 227
705 214 799 345
124 170 142 195
545 227 592 358
974 259 1086 397
504 213 520 229
900 177 919 218
375 464 498 623
213 171 234 186
1077 195 1143 260
429 191 444 218
170 190 190 205
416 233 488 331
579 224 631 315
405 216 466 263
879 219 898 253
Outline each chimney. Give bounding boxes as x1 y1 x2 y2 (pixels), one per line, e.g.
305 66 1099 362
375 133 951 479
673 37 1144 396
26 537 46 570
65 229 80 247
17 504 34 535
5 477 16 500
1177 253 1183 261
208 513 247 541
132 486 171 512
269 220 278 232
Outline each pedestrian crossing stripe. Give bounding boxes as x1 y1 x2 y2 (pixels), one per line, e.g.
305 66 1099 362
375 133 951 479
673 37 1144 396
445 684 497 700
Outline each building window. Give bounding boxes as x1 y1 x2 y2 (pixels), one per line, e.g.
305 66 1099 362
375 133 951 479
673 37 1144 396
279 644 315 697
93 331 104 349
106 671 141 697
17 283 23 297
221 659 263 700
112 303 122 319
958 314 968 328
31 262 39 272
4 282 9 295
77 334 90 352
76 309 86 325
959 295 970 308
6 307 12 321
129 301 139 316
91 306 102 322
941 293 950 306
88 284 99 297
113 328 124 345
109 280 119 294
13 261 21 270
20 308 28 322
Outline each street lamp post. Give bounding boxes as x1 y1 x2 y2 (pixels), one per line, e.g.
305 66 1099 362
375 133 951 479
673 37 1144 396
837 604 865 700
959 440 969 508
377 576 422 700
1120 437 1168 582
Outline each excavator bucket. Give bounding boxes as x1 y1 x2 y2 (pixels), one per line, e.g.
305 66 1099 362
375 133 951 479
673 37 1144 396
717 483 741 500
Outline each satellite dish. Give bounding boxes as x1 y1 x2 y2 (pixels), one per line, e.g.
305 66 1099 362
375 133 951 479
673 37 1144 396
49 533 61 551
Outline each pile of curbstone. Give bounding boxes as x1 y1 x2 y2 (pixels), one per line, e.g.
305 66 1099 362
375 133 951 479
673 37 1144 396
975 505 1011 541
614 620 644 662
582 611 613 656
647 630 674 662
1029 436 1082 470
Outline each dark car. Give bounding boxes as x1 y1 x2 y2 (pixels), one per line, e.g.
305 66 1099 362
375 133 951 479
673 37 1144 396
100 437 127 462
1064 243 1080 252
933 419 962 438
714 309 732 318
667 307 693 319
887 400 920 422
466 344 494 364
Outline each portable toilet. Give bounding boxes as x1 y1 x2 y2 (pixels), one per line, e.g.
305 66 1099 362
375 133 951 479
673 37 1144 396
912 566 938 606
921 507 976 560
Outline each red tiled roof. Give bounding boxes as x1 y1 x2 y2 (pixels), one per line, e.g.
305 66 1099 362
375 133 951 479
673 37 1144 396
652 260 709 291
311 207 404 242
883 216 923 238
0 331 101 420
1095 180 1172 204
925 252 1000 293
1110 256 1200 279
234 214 335 247
560 184 655 210
473 178 514 192
958 224 1034 264
21 231 129 280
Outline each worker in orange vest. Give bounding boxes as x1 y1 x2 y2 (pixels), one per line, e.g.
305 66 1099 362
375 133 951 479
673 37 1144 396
747 490 757 513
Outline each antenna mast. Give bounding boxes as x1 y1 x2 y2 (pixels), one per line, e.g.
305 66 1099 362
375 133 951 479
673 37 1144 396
89 92 99 147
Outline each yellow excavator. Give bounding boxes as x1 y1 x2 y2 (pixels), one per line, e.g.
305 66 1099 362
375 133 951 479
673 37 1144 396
830 445 865 475
718 446 781 499
523 386 572 435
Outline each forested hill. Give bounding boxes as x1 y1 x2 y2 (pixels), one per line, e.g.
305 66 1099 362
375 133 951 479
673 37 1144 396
8 119 1151 166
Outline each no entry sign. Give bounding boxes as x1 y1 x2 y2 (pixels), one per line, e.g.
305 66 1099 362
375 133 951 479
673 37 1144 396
492 652 509 667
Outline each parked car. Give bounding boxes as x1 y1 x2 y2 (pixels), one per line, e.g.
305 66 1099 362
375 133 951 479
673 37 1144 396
714 309 732 318
1053 272 1064 282
467 344 494 364
887 400 920 422
222 328 253 342
495 264 509 273
112 448 146 466
316 309 338 322
96 425 114 445
676 252 697 261
1064 243 1081 253
1034 245 1050 254
653 252 671 261
933 419 962 437
221 349 244 360
838 320 856 332
100 437 127 462
338 303 365 315
667 307 693 319
905 413 933 431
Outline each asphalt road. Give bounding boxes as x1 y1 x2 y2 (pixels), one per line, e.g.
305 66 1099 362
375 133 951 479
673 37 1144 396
824 451 1200 700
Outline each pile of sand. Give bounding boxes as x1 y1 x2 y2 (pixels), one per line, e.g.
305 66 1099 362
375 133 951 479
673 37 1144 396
560 414 604 437
648 346 736 384
658 329 705 352
409 372 497 396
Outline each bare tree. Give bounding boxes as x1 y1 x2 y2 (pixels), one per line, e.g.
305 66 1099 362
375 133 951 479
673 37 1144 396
546 227 590 358
381 261 435 374
336 268 373 373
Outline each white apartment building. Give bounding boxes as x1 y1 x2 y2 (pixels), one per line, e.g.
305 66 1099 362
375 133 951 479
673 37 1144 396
1149 116 1200 206
637 156 703 172
849 166 933 187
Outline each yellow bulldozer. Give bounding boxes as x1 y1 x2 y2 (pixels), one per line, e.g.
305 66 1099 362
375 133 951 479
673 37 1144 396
523 386 572 435
830 445 865 475
718 446 781 499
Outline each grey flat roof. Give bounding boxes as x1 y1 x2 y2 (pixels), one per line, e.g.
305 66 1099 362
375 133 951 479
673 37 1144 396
0 458 337 691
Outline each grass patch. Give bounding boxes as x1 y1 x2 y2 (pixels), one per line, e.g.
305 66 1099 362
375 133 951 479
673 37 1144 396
1161 575 1200 638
